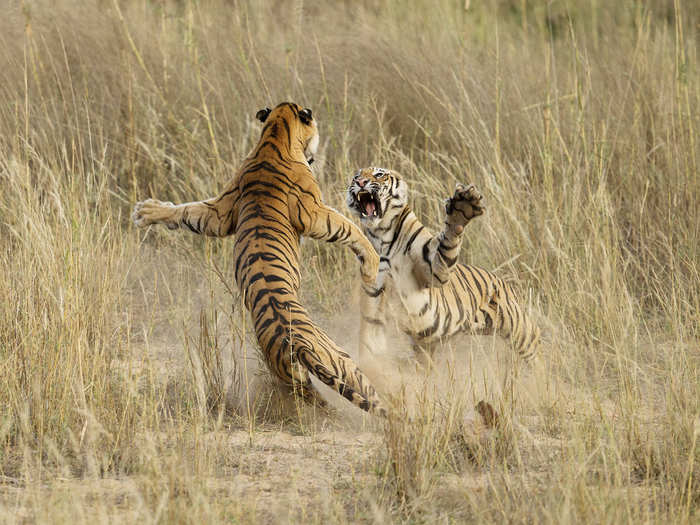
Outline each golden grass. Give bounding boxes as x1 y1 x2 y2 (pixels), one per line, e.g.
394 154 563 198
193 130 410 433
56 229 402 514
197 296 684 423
0 0 698 522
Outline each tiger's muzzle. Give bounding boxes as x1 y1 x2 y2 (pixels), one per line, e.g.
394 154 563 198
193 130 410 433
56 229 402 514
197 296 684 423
348 186 383 219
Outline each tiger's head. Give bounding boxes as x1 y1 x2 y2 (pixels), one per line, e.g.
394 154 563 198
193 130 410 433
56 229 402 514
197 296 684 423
256 102 319 165
347 167 408 227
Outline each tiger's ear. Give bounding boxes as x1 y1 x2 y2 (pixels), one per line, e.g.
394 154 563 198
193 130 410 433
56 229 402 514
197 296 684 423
299 108 313 125
255 107 271 123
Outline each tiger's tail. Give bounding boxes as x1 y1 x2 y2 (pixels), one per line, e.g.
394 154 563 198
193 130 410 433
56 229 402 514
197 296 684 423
296 335 389 417
252 294 388 417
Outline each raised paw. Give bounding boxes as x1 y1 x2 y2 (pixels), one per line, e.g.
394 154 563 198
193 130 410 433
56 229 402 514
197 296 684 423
132 199 179 229
445 183 484 229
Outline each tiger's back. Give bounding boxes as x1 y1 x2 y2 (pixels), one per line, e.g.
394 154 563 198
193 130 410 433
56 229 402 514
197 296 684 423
409 261 540 361
133 103 387 416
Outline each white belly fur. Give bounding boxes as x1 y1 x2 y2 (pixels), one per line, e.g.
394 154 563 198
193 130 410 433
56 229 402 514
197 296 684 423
386 258 439 340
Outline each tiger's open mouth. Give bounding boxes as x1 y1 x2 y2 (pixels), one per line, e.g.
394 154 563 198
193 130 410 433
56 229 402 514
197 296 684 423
354 190 382 218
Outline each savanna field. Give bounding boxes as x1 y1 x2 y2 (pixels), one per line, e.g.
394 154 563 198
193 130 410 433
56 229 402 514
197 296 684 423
0 0 698 522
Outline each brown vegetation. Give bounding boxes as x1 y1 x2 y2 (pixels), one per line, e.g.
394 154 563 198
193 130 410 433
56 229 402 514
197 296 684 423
0 0 697 522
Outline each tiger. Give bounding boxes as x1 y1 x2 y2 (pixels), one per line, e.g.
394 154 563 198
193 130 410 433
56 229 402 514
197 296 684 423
346 167 540 369
132 102 388 416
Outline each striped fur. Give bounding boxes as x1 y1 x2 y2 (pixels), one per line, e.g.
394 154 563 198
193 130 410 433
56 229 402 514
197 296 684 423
346 167 540 363
133 103 387 416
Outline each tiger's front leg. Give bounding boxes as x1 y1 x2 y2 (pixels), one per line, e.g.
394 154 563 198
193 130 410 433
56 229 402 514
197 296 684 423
359 277 388 361
304 205 379 286
132 194 237 237
440 182 485 253
414 183 485 286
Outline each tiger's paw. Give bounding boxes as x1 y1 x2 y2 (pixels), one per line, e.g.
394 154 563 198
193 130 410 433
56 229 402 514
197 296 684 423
475 400 498 429
445 183 484 232
459 401 500 448
359 250 380 286
132 199 179 230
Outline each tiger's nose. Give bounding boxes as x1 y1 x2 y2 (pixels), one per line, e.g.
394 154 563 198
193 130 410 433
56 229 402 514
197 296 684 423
356 178 367 188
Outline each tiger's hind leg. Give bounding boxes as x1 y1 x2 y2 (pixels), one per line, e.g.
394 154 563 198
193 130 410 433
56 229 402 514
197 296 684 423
486 279 540 363
474 278 540 405
412 341 499 432
411 342 438 373
288 380 328 409
268 336 329 410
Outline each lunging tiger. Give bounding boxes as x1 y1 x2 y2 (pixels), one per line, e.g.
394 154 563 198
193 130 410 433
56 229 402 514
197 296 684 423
346 167 540 366
132 102 388 416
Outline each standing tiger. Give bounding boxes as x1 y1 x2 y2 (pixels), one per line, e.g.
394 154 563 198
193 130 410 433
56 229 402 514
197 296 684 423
132 102 388 416
346 167 540 366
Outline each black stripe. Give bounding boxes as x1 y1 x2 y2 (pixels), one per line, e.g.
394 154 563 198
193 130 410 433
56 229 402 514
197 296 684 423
418 301 430 316
280 116 291 146
422 241 432 267
386 209 410 256
403 225 425 255
416 313 441 339
365 285 385 298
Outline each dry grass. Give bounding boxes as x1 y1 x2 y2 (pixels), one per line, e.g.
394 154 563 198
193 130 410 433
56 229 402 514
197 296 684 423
0 0 698 522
